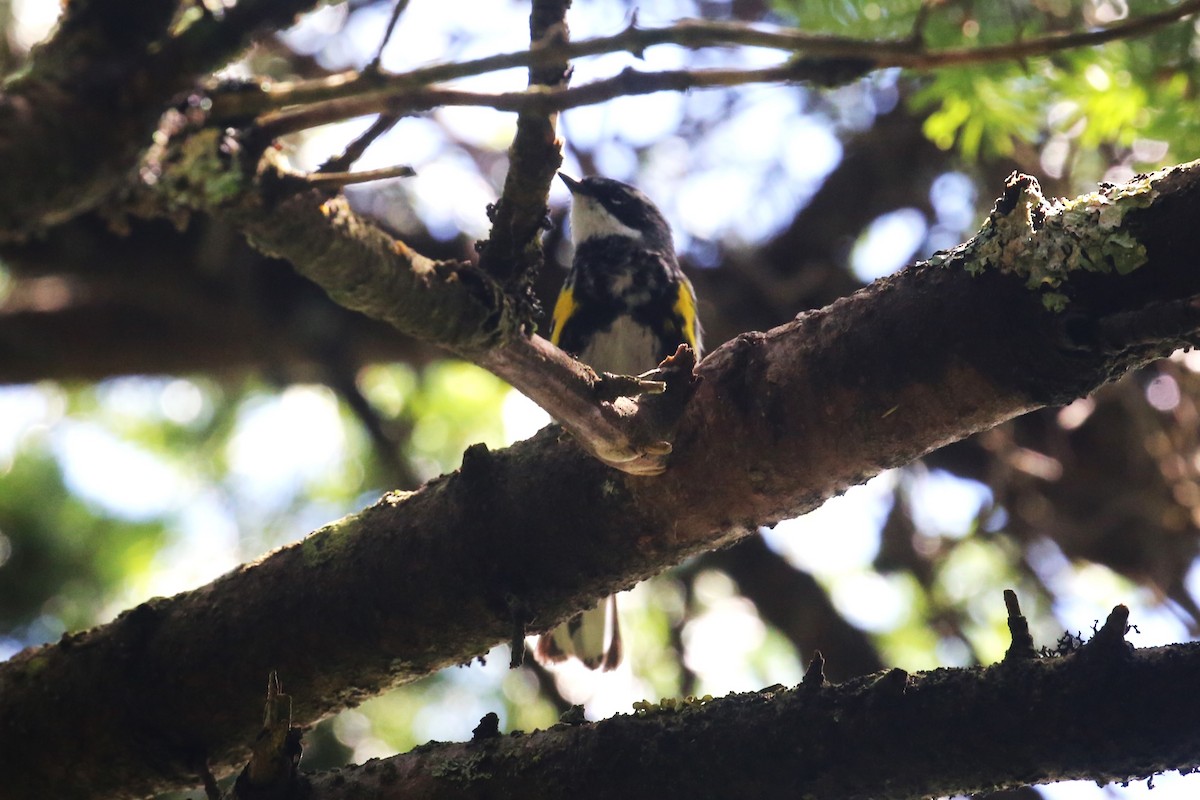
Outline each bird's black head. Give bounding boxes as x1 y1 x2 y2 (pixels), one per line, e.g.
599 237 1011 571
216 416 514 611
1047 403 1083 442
559 173 675 254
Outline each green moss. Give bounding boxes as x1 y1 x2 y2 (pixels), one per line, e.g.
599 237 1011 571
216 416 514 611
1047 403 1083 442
161 128 249 210
300 514 359 568
432 751 497 782
20 653 49 677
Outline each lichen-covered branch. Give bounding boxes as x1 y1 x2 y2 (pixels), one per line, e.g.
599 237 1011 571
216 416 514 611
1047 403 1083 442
147 133 521 353
230 175 519 354
930 170 1158 312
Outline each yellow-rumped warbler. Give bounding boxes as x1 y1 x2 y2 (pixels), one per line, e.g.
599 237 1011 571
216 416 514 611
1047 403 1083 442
535 173 703 671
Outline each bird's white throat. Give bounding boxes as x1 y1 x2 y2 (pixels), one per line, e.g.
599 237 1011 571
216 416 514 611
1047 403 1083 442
569 196 643 245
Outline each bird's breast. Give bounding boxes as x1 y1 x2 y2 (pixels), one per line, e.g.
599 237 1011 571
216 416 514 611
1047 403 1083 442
578 316 664 376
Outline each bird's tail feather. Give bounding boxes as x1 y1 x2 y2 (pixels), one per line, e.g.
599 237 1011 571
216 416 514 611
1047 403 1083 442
534 595 621 671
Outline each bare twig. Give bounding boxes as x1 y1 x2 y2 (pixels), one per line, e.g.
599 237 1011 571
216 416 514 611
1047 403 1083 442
366 0 412 73
198 762 221 800
213 1 1200 122
318 112 403 173
250 62 813 140
302 164 416 189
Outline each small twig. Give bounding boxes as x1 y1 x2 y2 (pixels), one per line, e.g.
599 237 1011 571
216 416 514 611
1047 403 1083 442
366 0 413 74
802 650 826 687
1002 589 1038 662
303 164 416 190
594 373 667 403
236 671 302 794
507 594 529 669
1080 604 1133 659
319 112 403 173
212 1 1200 122
471 712 501 741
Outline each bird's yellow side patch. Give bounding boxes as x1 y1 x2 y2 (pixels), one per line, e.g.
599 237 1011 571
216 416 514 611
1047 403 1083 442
673 281 701 351
550 285 576 346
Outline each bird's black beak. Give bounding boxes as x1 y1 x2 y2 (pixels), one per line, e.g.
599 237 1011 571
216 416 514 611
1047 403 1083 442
558 172 583 194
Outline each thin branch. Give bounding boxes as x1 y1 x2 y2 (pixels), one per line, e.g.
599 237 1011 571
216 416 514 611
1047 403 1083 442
250 62 811 140
366 0 412 73
212 0 1200 122
302 164 416 189
475 0 572 313
318 112 404 173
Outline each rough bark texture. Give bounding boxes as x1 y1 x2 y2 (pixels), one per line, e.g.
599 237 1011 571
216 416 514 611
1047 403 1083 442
224 171 518 354
0 0 321 237
475 0 572 317
6 159 1200 797
293 623 1200 799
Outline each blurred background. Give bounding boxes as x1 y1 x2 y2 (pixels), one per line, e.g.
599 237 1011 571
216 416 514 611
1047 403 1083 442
3 0 1200 797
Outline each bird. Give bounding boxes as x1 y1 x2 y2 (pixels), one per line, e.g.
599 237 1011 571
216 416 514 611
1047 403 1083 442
534 172 703 670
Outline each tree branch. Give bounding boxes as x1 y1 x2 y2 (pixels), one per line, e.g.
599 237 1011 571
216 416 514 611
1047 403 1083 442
214 1 1200 123
249 62 822 140
288 605 1200 799
0 0 324 238
152 135 699 471
195 146 521 355
474 0 572 320
7 160 1200 799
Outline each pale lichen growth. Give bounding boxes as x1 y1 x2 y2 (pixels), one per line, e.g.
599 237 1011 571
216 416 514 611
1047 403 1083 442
632 694 714 716
930 167 1168 311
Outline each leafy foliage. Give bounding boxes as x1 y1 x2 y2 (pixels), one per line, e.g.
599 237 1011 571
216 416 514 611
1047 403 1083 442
779 0 1200 171
0 447 167 637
